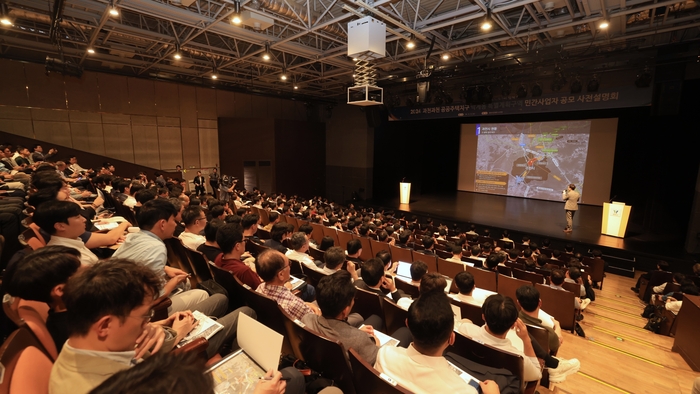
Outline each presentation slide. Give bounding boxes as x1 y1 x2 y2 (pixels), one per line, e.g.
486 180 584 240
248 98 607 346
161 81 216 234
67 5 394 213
457 119 618 206
474 121 591 202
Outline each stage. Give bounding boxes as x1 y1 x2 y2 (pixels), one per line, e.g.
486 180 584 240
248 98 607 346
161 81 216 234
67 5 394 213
367 191 693 270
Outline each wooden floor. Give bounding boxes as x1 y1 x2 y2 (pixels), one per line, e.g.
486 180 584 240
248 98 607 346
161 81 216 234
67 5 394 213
536 272 698 394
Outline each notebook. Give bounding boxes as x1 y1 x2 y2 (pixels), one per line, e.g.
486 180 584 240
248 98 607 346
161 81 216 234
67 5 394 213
206 313 284 394
92 216 127 231
178 310 224 347
288 275 306 291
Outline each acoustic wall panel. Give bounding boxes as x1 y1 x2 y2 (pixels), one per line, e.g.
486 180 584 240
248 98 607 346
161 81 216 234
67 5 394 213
154 81 180 117
69 111 101 124
132 115 158 126
31 108 70 122
215 90 236 118
97 74 130 114
250 95 267 118
86 123 107 156
0 106 31 120
132 125 160 168
178 85 198 128
127 78 156 116
195 87 217 120
70 122 91 152
157 117 180 127
267 97 282 120
158 126 183 169
103 124 135 163
101 113 130 125
233 92 251 116
181 127 200 169
0 119 33 138
25 62 67 110
33 121 72 147
64 72 100 112
199 128 219 168
0 60 29 107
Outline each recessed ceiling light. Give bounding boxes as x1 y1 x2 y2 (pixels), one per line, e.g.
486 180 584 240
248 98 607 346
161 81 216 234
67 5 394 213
87 48 95 54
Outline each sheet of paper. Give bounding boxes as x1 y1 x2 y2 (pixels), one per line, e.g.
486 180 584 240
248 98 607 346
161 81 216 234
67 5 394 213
360 325 399 347
238 313 283 372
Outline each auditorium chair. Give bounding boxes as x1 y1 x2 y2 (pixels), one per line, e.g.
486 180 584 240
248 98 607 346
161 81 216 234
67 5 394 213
435 249 452 259
381 298 409 335
256 227 271 240
512 268 545 286
183 248 214 282
309 223 325 245
394 278 420 298
280 306 309 361
640 271 673 303
337 231 354 251
299 327 356 394
0 327 53 394
258 209 270 226
526 324 551 387
351 288 386 331
464 265 497 292
322 227 340 246
164 238 199 289
582 257 605 289
307 245 325 262
497 265 512 277
348 348 413 394
353 234 373 261
302 265 326 288
208 262 247 310
389 245 413 264
288 258 304 277
239 283 295 357
436 258 465 280
246 239 269 257
464 257 484 268
449 298 484 326
369 238 389 257
411 250 437 272
3 296 57 360
497 275 531 307
535 283 576 332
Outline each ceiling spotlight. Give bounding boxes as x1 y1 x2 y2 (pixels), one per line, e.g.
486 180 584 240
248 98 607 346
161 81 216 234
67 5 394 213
570 77 582 94
599 20 609 29
587 75 599 92
262 43 271 60
531 83 542 97
481 9 492 31
231 1 242 24
211 67 218 80
441 53 450 60
0 4 13 26
294 85 299 90
87 48 95 54
280 69 288 81
352 57 359 61
173 44 182 60
108 0 119 16
406 35 416 49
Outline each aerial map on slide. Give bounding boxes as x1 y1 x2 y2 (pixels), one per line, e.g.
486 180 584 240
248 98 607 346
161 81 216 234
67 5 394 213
474 121 591 201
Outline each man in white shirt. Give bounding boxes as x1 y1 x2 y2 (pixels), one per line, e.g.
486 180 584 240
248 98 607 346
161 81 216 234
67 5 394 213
286 232 324 273
177 206 207 250
449 271 497 306
34 200 114 266
375 292 500 394
321 247 359 282
456 294 543 383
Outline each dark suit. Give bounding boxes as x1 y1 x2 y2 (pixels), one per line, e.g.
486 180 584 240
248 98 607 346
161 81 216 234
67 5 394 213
193 175 205 196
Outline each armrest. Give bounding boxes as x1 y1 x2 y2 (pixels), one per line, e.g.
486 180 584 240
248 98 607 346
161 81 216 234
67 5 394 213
171 337 209 361
152 297 172 322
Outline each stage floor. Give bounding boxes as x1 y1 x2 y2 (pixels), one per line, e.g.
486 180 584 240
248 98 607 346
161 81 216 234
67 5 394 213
369 191 689 262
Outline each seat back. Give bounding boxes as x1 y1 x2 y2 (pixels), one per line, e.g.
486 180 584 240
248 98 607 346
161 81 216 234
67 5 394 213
246 239 270 257
17 303 58 360
512 268 545 286
304 266 327 288
353 235 373 262
164 238 199 288
208 262 247 310
394 278 420 298
322 226 340 246
437 258 465 280
582 257 605 289
389 245 413 264
256 227 271 240
258 209 270 226
497 275 531 306
184 248 214 282
240 285 294 356
348 348 413 394
526 324 550 355
448 330 524 388
411 251 438 272
0 328 53 394
19 227 45 251
288 259 305 276
300 326 356 394
308 245 325 262
381 298 409 335
535 283 576 332
369 238 389 257
309 223 326 245
351 287 386 330
337 231 355 251
435 249 452 259
450 298 484 325
287 216 299 232
464 257 484 268
279 306 309 361
464 265 498 292
497 265 512 276
561 281 581 296
642 270 673 303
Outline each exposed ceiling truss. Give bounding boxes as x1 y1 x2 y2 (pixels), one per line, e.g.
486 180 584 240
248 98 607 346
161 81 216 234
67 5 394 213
0 0 699 101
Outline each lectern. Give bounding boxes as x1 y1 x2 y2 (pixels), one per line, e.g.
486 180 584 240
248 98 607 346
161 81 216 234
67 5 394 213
399 182 411 204
601 201 631 238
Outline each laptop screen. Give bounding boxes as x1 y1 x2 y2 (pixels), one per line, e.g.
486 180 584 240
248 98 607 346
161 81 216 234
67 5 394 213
396 261 412 279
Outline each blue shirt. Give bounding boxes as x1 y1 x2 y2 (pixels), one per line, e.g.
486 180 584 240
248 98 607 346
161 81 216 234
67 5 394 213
112 230 167 294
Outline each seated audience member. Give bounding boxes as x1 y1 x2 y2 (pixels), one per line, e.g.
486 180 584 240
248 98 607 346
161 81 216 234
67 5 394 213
375 292 500 394
49 259 254 394
456 295 543 383
470 245 485 264
400 260 428 287
446 243 465 264
112 199 211 313
484 253 503 271
397 272 449 310
345 239 364 266
303 271 411 364
664 283 700 314
178 205 207 250
450 271 497 306
354 258 406 302
375 250 394 274
466 225 479 236
264 222 291 253
33 200 101 266
197 218 225 262
298 224 317 247
262 211 280 231
566 266 595 301
631 260 670 293
550 269 589 310
318 236 335 251
286 232 324 272
515 286 580 382
241 213 261 243
420 236 436 255
322 246 349 276
653 272 685 294
256 249 320 320
168 197 186 237
395 230 412 249
208 205 226 221
214 223 262 288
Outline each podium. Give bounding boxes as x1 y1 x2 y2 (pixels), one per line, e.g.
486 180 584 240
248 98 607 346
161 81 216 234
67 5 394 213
601 201 631 238
399 182 411 204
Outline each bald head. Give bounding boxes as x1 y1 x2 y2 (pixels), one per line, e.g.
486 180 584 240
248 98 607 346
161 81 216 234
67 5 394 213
256 249 288 283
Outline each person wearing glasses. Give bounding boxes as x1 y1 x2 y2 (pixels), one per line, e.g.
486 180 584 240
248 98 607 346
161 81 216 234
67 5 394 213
178 206 207 250
45 258 254 394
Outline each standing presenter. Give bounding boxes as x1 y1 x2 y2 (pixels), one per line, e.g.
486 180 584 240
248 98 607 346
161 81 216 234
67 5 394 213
562 184 580 234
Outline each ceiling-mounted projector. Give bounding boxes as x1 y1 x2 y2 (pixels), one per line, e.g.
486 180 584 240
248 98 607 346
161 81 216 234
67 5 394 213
45 56 83 78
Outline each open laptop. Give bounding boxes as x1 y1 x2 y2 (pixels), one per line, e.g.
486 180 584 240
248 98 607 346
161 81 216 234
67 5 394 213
395 261 412 281
205 313 283 393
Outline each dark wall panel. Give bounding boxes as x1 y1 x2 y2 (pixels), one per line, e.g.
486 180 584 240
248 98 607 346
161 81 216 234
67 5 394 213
274 120 326 197
65 72 100 112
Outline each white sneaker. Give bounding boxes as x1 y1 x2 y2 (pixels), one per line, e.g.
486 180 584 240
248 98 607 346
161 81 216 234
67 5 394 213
580 298 591 310
548 357 581 383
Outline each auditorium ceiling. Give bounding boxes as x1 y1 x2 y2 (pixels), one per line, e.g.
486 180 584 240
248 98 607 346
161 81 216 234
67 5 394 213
0 0 699 101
